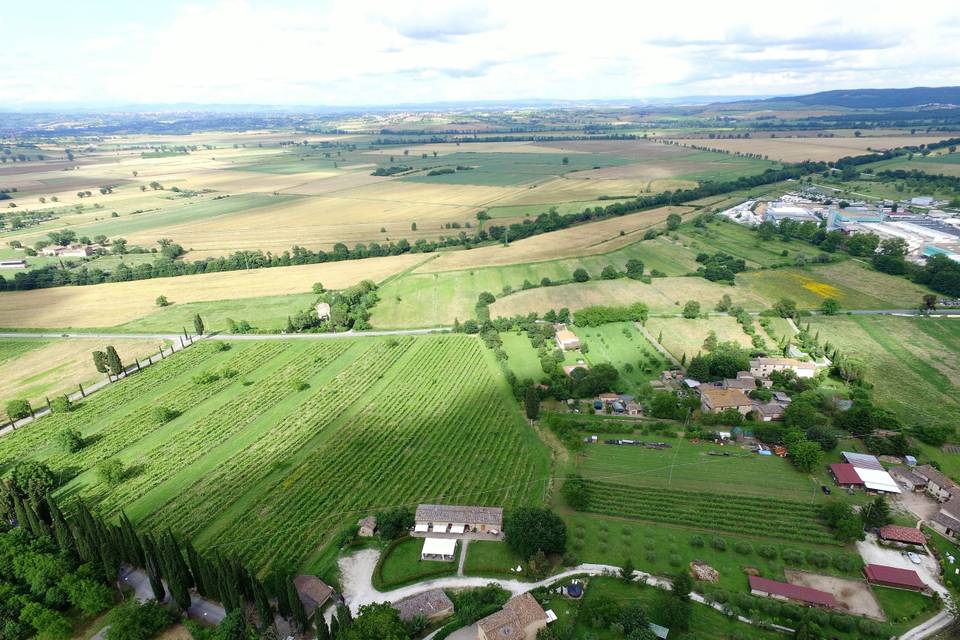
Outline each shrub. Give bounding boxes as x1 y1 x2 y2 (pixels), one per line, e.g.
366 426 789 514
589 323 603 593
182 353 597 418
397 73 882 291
55 428 84 453
689 535 705 548
711 536 726 551
757 545 777 559
832 554 857 572
291 379 309 391
50 395 73 413
191 370 220 384
645 550 657 563
96 459 125 487
733 541 753 555
152 406 179 423
830 614 855 631
781 548 805 565
808 551 830 568
669 553 682 567
5 398 32 421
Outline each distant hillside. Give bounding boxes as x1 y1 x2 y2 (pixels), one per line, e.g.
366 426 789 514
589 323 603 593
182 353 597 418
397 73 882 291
715 86 960 110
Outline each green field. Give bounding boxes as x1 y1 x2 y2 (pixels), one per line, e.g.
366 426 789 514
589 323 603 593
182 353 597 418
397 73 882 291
484 198 635 219
376 536 460 589
0 338 47 365
499 332 546 382
403 152 633 187
807 315 960 427
462 540 523 578
0 334 550 575
116 292 318 333
572 322 666 394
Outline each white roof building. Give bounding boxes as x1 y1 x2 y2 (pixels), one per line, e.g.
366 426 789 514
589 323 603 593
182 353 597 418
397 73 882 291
856 468 902 494
421 537 457 561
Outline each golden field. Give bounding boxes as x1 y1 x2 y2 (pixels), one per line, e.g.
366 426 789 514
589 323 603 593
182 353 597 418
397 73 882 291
0 254 426 328
673 135 955 163
418 205 692 272
0 339 162 411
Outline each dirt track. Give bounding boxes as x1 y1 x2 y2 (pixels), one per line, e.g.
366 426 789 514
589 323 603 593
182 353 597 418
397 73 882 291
784 569 884 619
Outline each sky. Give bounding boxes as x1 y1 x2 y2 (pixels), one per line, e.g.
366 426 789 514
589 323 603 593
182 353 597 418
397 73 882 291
3 0 960 107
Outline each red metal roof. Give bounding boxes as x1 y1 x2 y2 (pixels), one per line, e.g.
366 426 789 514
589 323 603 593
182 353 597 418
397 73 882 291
748 576 839 607
878 525 926 546
830 463 864 485
863 564 926 590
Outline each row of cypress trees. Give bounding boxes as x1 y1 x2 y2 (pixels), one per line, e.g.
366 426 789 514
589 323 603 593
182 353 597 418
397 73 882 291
10 491 312 633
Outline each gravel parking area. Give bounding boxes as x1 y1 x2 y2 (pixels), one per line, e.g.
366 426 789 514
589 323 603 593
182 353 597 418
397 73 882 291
784 569 884 619
856 534 947 598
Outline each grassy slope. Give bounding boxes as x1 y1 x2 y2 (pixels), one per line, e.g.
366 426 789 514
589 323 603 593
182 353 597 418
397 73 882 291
571 322 666 394
807 315 960 427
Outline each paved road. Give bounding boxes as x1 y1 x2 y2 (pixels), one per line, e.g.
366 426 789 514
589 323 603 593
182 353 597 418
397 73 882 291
0 327 449 341
119 565 226 625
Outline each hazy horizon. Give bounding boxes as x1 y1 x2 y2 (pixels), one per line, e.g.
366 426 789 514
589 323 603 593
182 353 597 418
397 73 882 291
3 0 959 108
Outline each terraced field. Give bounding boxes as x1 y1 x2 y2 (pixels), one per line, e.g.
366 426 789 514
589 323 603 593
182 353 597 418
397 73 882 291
0 334 549 573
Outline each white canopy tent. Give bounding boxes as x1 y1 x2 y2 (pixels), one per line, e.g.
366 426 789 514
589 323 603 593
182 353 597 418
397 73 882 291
421 537 457 561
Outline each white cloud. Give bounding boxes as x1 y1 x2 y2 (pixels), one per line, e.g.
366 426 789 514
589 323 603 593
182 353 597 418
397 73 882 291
2 0 959 105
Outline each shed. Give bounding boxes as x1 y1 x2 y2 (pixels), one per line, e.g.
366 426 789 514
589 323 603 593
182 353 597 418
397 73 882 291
358 516 377 537
878 525 925 546
863 564 926 591
421 537 457 562
830 463 864 487
293 575 333 615
392 589 454 622
748 575 838 608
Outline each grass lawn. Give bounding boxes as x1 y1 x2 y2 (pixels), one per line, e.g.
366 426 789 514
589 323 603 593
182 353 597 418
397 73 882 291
563 511 862 594
500 332 545 382
807 315 960 428
871 586 937 626
375 536 460 589
672 218 829 269
571 322 666 394
559 576 785 640
462 540 523 578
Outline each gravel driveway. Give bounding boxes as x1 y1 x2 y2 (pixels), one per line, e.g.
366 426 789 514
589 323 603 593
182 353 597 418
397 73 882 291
856 534 947 599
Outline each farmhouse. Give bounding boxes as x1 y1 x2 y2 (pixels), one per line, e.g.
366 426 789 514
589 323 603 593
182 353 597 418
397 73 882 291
753 402 786 422
357 516 376 537
863 564 927 592
555 326 581 351
0 259 26 269
393 589 455 622
748 576 838 609
878 525 925 546
890 466 927 492
41 243 97 258
316 302 331 321
420 537 457 562
699 387 752 415
913 464 958 502
749 357 816 379
414 504 503 537
476 593 549 640
292 575 333 615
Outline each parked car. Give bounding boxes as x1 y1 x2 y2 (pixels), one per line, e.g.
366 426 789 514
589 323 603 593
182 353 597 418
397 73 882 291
821 485 831 495
907 552 922 565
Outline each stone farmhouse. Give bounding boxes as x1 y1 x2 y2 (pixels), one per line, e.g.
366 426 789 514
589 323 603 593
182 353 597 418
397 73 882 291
393 589 455 622
554 325 581 351
477 593 551 640
414 504 503 538
749 357 816 379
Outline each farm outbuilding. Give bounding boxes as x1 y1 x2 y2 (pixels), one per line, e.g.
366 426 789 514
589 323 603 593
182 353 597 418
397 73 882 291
393 589 455 622
357 516 377 537
293 575 334 615
421 537 457 562
748 576 838 609
476 593 549 640
414 504 503 537
830 463 865 488
554 326 581 351
863 564 927 591
878 525 925 546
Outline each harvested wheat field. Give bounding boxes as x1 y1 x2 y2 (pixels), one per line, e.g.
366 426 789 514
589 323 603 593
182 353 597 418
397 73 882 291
419 206 692 272
362 141 577 156
674 136 955 163
0 254 426 328
0 339 162 410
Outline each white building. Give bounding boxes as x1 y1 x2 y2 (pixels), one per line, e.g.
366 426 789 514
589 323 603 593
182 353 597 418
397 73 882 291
420 537 457 562
749 357 816 379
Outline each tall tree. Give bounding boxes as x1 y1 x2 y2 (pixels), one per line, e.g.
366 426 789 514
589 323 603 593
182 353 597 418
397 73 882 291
314 612 330 640
193 314 205 336
105 346 124 378
523 386 540 421
287 579 308 632
92 350 108 374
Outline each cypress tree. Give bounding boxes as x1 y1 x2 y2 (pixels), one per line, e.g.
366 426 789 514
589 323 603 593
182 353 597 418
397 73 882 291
47 499 75 554
105 346 124 378
287 579 308 632
328 614 339 640
185 542 208 596
72 502 98 563
335 603 353 631
252 576 274 630
142 535 166 602
13 494 29 531
273 573 291 618
96 525 121 585
314 612 330 640
161 533 191 611
119 512 144 567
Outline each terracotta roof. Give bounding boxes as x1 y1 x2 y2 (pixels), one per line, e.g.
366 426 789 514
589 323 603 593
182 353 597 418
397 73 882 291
555 329 579 343
830 463 864 485
293 575 333 609
415 504 503 526
477 593 547 639
392 589 454 621
748 576 838 608
700 387 752 409
864 564 926 590
878 525 925 545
